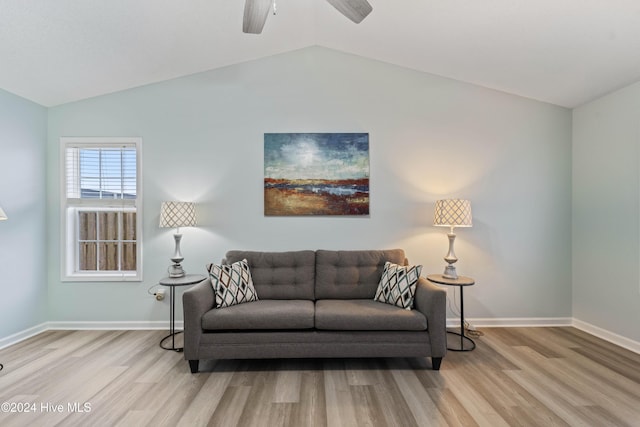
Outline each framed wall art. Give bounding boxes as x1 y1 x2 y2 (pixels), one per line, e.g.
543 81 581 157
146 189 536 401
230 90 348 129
264 133 369 216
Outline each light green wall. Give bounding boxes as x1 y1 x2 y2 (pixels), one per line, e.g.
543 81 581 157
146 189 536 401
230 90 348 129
573 81 640 341
0 89 48 341
46 47 573 323
6 44 640 346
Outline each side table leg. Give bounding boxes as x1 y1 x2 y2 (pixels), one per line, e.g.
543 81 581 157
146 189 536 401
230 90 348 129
170 286 176 350
445 284 476 351
460 286 465 349
159 285 185 352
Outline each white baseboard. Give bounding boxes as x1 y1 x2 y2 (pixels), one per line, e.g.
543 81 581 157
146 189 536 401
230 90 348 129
0 323 49 350
572 318 640 354
449 317 573 328
0 321 182 350
2 318 638 355
47 320 181 331
446 317 639 354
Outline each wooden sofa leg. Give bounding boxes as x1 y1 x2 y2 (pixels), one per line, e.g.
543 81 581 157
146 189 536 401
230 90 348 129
188 360 199 373
432 357 442 371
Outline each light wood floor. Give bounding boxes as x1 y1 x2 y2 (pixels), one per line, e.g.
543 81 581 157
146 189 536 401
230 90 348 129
0 327 639 427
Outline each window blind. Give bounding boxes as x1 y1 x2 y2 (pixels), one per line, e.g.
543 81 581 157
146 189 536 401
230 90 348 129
65 146 137 200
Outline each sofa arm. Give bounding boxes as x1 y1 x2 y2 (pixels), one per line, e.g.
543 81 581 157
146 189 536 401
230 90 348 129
182 278 215 361
414 277 447 358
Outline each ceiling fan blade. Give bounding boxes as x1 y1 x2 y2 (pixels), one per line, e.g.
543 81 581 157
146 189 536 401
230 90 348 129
325 0 373 24
243 0 272 34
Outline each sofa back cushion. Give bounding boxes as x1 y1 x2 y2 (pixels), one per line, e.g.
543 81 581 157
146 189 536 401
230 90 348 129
224 250 316 300
315 249 407 299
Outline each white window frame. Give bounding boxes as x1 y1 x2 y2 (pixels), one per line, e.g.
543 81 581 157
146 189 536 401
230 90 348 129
60 137 143 282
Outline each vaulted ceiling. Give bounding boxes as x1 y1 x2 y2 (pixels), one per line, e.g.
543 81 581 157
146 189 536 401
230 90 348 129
2 0 640 108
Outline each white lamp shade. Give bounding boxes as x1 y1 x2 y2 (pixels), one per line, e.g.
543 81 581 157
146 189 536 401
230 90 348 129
159 201 197 228
433 199 472 228
0 206 7 220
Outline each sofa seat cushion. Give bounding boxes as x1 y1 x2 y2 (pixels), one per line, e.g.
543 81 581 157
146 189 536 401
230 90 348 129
315 299 427 331
202 300 315 330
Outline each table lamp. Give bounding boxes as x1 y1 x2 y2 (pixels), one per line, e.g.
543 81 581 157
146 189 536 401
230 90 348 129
433 199 472 279
159 201 197 278
0 206 7 220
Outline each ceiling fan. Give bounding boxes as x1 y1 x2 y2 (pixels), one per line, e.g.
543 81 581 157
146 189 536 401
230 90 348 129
243 0 373 34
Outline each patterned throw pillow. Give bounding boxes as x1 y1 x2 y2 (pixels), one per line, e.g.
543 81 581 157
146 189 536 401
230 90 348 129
374 261 422 310
208 259 259 308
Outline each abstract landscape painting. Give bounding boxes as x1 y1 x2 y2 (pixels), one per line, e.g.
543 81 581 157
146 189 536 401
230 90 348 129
264 133 369 216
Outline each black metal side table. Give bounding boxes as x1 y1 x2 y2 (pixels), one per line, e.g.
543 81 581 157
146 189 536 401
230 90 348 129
159 274 206 352
427 274 476 352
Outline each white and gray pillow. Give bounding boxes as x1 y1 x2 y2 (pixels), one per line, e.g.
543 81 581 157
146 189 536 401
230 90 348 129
208 259 259 308
374 261 422 310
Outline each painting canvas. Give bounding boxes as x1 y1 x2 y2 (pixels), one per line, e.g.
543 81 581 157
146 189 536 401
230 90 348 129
264 133 370 216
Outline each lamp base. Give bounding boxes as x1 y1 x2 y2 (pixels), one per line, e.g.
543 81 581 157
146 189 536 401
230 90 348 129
443 264 458 279
442 230 459 279
168 263 186 278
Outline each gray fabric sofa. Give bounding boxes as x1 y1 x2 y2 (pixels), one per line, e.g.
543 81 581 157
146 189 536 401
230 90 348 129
183 249 447 373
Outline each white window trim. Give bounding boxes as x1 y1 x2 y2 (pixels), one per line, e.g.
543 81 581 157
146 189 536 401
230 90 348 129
60 137 143 282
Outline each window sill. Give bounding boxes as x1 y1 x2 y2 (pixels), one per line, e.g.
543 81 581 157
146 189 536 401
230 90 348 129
61 273 142 283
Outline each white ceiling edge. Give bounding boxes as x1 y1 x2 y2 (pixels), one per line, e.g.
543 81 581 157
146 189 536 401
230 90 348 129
2 0 640 108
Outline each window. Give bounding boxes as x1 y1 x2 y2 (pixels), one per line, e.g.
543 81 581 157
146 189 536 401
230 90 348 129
61 137 142 281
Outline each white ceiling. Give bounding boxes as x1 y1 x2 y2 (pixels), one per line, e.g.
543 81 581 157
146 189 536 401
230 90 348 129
2 0 640 108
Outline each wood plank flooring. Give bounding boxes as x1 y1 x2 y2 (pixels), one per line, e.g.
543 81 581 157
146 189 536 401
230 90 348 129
0 327 639 426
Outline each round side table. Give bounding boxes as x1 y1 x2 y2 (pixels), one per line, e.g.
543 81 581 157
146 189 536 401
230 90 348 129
159 274 206 352
427 274 476 352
